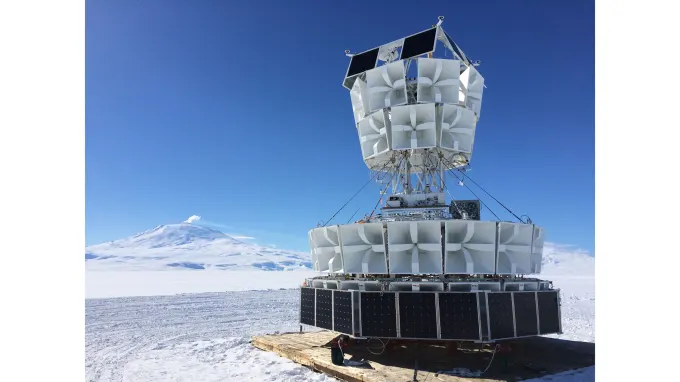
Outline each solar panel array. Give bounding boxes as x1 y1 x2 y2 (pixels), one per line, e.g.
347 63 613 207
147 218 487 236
300 288 561 341
343 28 438 89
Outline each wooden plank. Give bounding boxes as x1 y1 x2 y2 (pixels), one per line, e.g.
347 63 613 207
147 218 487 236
251 330 595 382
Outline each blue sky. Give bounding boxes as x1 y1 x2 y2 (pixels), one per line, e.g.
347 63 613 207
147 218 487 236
86 0 594 253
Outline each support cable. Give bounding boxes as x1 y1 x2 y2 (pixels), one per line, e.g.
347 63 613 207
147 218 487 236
322 161 391 226
434 167 465 218
366 156 403 221
453 167 526 223
345 207 362 224
367 178 393 221
440 156 501 221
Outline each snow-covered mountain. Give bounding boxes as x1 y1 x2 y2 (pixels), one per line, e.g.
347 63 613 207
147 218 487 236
85 223 312 271
540 243 595 276
86 221 594 274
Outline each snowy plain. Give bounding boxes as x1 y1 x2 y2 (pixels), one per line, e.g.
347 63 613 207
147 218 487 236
85 270 319 299
85 222 595 381
85 273 594 382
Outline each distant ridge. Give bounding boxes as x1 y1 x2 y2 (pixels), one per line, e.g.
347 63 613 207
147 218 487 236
86 222 593 274
85 223 312 271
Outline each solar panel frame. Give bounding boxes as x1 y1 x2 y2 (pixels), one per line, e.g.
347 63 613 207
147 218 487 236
359 291 398 338
512 291 539 337
397 291 438 339
487 292 516 340
400 27 438 60
300 287 316 326
315 288 333 330
438 291 483 341
345 47 380 79
333 290 355 335
537 290 561 335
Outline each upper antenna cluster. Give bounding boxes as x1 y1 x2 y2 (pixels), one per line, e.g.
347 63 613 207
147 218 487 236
343 18 485 175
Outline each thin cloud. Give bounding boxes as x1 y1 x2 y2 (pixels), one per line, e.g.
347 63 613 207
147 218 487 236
183 215 201 224
230 235 256 240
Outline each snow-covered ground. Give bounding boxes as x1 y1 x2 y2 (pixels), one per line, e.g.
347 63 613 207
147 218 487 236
85 270 319 299
85 221 594 381
85 272 594 382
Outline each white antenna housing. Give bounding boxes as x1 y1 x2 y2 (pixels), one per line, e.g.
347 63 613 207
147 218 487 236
306 21 545 277
298 18 560 347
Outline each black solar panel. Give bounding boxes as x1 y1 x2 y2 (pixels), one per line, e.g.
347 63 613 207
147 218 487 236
538 291 561 334
300 287 315 326
333 290 354 335
360 292 397 338
439 292 481 340
346 48 380 78
513 292 538 337
398 292 438 339
488 293 515 340
444 31 470 65
343 75 359 90
401 28 437 60
315 288 333 330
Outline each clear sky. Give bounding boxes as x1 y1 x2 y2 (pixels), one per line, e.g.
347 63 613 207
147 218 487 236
86 0 594 254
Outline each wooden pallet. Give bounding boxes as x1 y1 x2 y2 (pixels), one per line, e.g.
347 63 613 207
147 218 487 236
251 330 595 382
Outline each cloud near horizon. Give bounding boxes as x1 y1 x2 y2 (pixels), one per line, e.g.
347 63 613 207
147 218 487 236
229 235 256 240
183 215 201 224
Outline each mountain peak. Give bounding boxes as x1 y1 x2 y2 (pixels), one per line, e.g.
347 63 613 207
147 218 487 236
109 222 241 249
85 222 312 271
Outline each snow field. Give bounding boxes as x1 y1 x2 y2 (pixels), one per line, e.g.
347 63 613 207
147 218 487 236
85 273 593 381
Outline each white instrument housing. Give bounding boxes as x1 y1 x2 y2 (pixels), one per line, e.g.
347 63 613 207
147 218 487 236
310 220 544 275
315 21 543 279
346 27 485 173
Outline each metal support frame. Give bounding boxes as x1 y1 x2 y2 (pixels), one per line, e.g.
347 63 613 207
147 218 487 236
358 291 363 336
510 291 517 338
485 291 516 341
484 291 491 341
434 292 441 340
476 292 483 341
350 291 356 335
395 292 401 338
535 291 541 335
557 289 563 334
